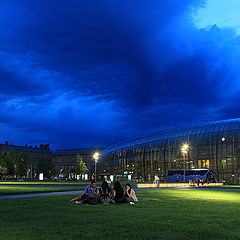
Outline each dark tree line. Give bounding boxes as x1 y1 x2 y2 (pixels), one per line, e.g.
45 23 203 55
0 150 55 179
0 151 30 179
36 157 56 179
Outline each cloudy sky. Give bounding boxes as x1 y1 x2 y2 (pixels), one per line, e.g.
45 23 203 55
1 0 240 150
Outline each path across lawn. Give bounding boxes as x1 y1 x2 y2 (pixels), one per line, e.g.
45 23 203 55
1 186 240 199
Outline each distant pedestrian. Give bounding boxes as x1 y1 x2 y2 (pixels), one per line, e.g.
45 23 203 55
154 175 160 187
195 178 200 186
190 179 195 186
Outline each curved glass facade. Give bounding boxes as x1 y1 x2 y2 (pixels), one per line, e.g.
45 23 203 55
100 119 240 184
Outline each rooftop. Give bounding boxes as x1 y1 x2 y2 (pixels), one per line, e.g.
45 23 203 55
53 147 105 155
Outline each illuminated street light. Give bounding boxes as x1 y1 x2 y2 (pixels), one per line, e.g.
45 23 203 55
181 144 189 182
93 152 100 181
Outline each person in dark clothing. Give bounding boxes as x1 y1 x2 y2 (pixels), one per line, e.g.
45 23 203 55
99 181 115 204
112 181 125 203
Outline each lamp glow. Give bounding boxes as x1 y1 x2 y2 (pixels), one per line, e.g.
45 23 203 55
181 144 189 154
93 152 100 161
93 152 100 181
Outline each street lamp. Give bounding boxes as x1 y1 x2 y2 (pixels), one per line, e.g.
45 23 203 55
93 152 100 181
181 144 189 182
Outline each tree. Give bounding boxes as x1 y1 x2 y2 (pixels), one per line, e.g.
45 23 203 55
72 154 88 179
36 158 55 179
0 165 7 179
15 153 30 177
4 151 17 176
0 151 31 178
48 162 56 179
0 151 7 178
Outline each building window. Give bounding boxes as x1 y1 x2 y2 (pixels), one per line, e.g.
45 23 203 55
198 160 209 168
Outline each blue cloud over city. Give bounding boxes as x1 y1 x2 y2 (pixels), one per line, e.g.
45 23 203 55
0 0 240 149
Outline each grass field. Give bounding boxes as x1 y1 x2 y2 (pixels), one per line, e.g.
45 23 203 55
0 181 239 196
0 181 90 186
0 181 139 186
0 189 239 240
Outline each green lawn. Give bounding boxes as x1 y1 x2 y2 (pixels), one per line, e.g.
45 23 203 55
0 189 239 240
0 180 151 186
0 181 90 186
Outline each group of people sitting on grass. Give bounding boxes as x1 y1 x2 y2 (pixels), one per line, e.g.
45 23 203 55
70 180 138 205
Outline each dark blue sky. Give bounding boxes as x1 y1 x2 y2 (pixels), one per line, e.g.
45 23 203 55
1 0 240 150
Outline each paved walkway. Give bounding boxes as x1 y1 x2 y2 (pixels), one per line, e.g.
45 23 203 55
0 187 239 200
0 184 82 188
181 188 240 191
0 190 83 199
0 187 181 199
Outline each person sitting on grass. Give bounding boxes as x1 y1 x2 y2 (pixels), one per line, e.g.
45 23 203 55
112 181 125 203
125 183 138 203
70 180 100 204
99 180 115 204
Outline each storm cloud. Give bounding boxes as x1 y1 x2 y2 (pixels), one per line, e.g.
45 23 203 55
0 0 239 149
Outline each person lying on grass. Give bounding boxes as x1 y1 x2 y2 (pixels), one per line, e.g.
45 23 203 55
125 183 138 203
70 180 100 204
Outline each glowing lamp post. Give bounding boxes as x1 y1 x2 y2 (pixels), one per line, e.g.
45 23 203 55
181 144 189 182
93 152 100 181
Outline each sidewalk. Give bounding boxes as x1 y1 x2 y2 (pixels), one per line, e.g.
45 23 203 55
0 187 179 199
1 187 239 200
0 190 82 199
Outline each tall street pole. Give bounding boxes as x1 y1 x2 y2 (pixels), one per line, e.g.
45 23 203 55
93 152 100 182
181 144 189 183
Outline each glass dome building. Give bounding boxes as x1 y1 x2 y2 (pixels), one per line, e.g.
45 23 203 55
100 118 240 184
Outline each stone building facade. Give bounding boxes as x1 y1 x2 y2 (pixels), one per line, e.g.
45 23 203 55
51 147 105 180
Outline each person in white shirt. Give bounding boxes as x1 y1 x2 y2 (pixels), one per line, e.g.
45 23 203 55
125 183 138 203
154 175 160 187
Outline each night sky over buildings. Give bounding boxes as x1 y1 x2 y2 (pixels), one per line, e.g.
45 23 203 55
1 0 240 149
